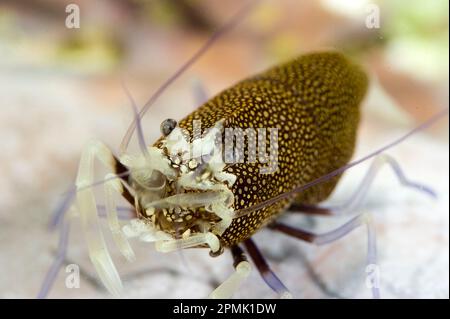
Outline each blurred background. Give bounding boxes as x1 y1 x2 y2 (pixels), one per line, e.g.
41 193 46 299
0 0 448 298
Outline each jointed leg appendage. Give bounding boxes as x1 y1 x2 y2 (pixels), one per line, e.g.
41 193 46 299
270 215 363 245
279 153 436 298
329 154 435 214
244 238 292 298
75 140 126 296
37 219 71 298
364 214 380 299
209 246 251 299
104 173 135 262
270 213 380 298
288 154 435 217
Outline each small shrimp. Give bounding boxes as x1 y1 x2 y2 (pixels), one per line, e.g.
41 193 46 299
38 1 448 299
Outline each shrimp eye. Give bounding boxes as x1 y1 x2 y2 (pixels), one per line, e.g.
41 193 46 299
160 118 177 136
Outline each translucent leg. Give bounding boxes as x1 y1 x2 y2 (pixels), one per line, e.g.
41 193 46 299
244 238 292 298
209 246 252 299
104 173 136 262
288 154 435 216
48 188 75 230
37 219 71 298
365 214 380 299
270 213 380 298
329 154 436 214
39 202 136 299
75 140 123 297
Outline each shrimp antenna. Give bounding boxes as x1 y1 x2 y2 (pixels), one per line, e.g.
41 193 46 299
234 108 449 218
121 78 151 160
119 0 260 154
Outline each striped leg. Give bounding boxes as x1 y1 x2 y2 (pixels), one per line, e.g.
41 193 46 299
269 213 380 298
331 154 435 214
209 245 252 299
244 238 292 298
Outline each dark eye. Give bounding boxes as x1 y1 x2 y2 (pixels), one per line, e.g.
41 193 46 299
160 118 177 136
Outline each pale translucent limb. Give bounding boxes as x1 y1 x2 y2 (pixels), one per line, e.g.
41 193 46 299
123 218 172 242
37 218 71 298
155 232 221 253
288 154 435 216
39 204 135 299
270 212 380 298
365 214 380 299
48 187 76 230
282 154 431 298
244 239 292 299
209 246 252 299
145 191 224 209
329 154 436 214
49 161 133 231
75 140 124 297
104 173 136 262
270 215 362 245
210 202 233 236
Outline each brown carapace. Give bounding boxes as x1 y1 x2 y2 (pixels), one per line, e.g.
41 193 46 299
37 1 446 298
39 48 445 300
171 52 368 247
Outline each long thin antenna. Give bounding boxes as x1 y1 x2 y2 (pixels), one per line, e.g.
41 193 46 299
119 0 260 154
234 108 449 218
121 79 151 160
